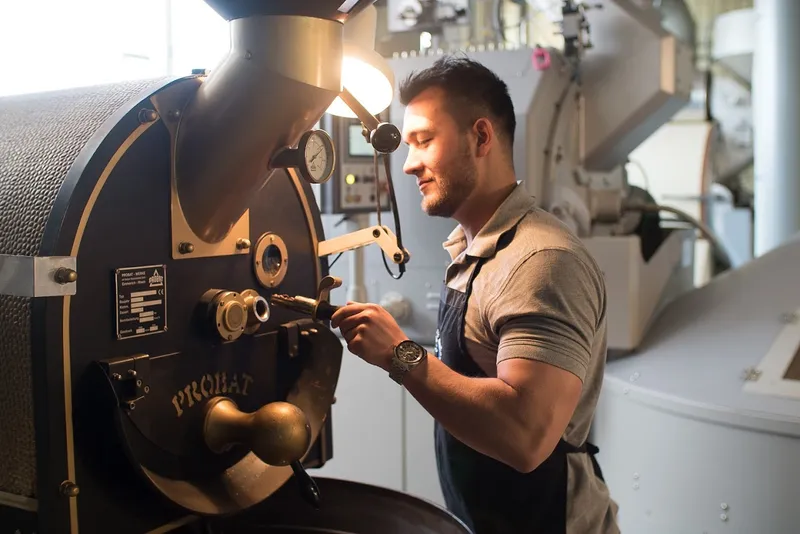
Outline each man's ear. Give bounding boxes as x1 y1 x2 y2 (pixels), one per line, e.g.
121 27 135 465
472 118 494 157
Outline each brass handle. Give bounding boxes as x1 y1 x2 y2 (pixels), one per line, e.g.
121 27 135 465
203 397 321 508
204 397 311 466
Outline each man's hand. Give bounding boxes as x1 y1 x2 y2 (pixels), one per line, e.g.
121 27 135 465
330 302 409 372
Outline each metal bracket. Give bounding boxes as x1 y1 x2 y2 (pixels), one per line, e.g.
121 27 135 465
0 254 77 297
98 353 150 410
317 225 410 265
281 322 301 358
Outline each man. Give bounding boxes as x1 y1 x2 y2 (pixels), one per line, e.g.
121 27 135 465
330 55 619 533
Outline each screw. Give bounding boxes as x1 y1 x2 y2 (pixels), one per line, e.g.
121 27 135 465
720 513 728 522
721 503 728 510
633 473 639 480
167 109 181 120
236 238 251 250
136 379 143 387
127 401 136 410
629 372 640 382
780 312 797 324
245 50 252 60
60 481 79 497
373 229 381 238
144 385 150 394
179 242 195 254
301 331 310 337
309 328 318 334
623 387 630 395
127 369 137 377
112 373 122 381
632 483 639 490
54 267 78 284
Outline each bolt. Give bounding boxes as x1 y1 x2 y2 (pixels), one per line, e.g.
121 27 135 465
167 109 181 121
127 369 137 377
629 372 640 382
60 481 79 497
721 503 728 510
301 331 310 337
138 109 158 123
136 379 143 387
309 328 318 334
112 373 122 381
178 242 195 254
393 252 403 263
373 229 381 238
720 513 728 522
236 238 251 250
144 385 150 394
54 267 78 284
633 473 639 480
632 483 639 490
127 401 136 410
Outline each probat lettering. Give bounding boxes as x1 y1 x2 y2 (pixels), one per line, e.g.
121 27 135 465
171 372 254 417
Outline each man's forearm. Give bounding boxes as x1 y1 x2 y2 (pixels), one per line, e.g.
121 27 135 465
402 353 544 472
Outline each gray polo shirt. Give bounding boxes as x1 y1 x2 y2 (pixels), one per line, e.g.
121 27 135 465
442 183 620 534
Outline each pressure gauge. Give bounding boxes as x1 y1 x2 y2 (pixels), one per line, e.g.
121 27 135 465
298 130 335 184
270 129 336 185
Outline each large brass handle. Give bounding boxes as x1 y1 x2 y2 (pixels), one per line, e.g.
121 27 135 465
203 397 321 507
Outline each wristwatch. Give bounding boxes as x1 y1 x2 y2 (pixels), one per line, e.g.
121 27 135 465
389 340 427 385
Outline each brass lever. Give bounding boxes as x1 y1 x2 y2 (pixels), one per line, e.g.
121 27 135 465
203 397 321 507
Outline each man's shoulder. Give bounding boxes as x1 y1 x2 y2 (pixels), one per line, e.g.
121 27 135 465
496 207 603 278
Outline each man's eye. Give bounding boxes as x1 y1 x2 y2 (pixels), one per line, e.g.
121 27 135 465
419 138 432 146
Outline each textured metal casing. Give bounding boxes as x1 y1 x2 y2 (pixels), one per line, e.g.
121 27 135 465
0 79 168 500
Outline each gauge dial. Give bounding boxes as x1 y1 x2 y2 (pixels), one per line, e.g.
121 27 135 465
300 130 335 184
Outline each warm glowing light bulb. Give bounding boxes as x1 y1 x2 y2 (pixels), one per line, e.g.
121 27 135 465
326 45 395 118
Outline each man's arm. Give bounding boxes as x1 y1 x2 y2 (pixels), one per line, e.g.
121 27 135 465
403 354 582 473
331 248 603 473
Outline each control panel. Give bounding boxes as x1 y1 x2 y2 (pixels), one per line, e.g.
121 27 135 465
319 113 391 215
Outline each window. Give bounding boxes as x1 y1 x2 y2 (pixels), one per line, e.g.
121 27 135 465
0 0 229 97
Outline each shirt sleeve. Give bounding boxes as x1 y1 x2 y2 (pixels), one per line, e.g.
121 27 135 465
483 248 605 382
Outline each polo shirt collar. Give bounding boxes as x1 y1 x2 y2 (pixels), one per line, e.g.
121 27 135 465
442 182 536 261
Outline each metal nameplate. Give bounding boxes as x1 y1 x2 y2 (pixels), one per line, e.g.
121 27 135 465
114 264 167 340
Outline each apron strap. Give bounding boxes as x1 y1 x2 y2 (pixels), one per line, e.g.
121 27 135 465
555 439 605 482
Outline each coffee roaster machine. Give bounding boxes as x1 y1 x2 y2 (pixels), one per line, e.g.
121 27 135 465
0 1 471 533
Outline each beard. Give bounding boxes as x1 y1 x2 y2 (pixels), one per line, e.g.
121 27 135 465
421 140 477 218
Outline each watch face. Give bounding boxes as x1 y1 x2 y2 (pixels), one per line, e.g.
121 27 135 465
396 341 423 364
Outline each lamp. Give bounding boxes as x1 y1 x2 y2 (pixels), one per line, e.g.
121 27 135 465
326 4 395 118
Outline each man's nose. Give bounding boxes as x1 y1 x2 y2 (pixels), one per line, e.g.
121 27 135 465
403 150 423 176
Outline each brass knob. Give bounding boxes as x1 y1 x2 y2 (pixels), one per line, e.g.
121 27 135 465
204 397 311 466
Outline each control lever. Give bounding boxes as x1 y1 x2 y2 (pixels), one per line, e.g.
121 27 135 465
270 275 342 321
203 398 321 508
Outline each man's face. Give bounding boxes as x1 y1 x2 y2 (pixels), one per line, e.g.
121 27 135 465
401 87 477 218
